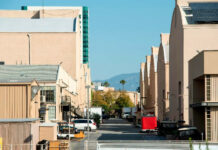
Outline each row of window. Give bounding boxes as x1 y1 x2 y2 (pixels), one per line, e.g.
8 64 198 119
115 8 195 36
206 75 211 101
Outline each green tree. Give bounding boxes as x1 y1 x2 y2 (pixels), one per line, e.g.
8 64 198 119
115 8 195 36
103 81 110 87
115 92 134 116
120 80 126 91
91 90 117 115
92 91 109 113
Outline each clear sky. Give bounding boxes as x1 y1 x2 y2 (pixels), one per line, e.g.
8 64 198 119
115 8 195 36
0 0 175 80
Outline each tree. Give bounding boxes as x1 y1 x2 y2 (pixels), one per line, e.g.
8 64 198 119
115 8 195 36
103 81 110 87
115 92 134 116
91 90 117 115
120 80 126 91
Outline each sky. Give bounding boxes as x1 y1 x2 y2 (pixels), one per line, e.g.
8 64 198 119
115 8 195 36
0 0 175 80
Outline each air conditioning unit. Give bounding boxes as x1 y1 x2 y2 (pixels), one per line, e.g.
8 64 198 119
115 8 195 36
41 96 46 103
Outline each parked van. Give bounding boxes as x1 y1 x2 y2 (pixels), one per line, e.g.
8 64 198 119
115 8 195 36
72 119 97 131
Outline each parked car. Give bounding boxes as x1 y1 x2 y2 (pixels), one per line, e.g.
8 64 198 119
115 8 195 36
176 127 201 140
72 119 97 131
57 122 78 139
158 121 177 136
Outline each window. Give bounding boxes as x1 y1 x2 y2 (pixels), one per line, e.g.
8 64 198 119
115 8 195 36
40 86 56 103
206 75 211 101
206 107 211 141
48 106 56 120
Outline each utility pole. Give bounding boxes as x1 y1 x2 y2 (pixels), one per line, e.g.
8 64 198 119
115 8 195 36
85 73 90 139
85 73 90 150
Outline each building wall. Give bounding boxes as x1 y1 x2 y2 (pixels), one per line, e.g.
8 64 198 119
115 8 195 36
140 63 145 106
0 32 79 79
126 91 140 106
157 43 169 121
189 51 218 141
0 84 40 119
0 121 39 150
39 125 57 141
144 56 152 113
0 9 91 120
149 47 159 116
169 6 185 122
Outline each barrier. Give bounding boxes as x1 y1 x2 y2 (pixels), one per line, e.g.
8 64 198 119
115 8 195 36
1 144 69 150
0 137 2 150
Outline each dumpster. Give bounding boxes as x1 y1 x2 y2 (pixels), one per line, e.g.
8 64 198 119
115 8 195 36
141 116 157 132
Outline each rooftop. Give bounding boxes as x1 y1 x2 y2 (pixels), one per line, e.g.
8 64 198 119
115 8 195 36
181 2 218 25
0 65 59 83
0 118 39 123
0 18 77 32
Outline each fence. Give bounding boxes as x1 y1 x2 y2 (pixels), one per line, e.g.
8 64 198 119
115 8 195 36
1 144 69 150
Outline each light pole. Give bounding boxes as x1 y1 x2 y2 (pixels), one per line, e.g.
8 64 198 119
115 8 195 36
27 34 31 65
85 73 90 139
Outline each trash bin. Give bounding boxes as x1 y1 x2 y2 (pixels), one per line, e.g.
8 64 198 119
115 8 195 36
36 140 49 150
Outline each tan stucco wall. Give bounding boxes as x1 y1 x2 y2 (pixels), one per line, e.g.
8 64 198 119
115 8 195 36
157 33 170 121
169 6 185 122
144 56 152 113
148 47 159 117
126 91 139 106
170 2 218 124
140 63 145 106
39 125 57 141
0 32 79 79
0 9 90 121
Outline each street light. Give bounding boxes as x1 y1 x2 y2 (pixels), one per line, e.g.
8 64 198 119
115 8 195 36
85 73 90 139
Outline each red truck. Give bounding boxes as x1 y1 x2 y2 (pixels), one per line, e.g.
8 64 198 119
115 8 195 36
141 116 157 132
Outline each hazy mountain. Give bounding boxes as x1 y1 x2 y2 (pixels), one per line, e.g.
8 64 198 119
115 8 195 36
95 73 139 91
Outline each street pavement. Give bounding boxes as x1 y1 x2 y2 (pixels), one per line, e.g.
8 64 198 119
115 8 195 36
70 118 166 150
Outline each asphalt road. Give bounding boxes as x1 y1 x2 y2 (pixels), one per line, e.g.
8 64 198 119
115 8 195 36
70 118 218 150
71 118 166 150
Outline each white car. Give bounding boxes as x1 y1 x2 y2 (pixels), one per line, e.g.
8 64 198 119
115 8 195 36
72 119 97 131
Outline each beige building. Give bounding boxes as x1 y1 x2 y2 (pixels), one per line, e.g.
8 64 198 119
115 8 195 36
126 91 140 106
189 50 218 142
143 56 152 114
0 81 40 119
149 47 159 117
140 63 146 107
169 0 218 124
0 119 40 150
0 65 80 123
0 8 91 116
157 33 170 121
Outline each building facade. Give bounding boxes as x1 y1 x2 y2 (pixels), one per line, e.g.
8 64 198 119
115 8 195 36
143 56 152 115
157 33 170 121
0 8 91 115
0 65 79 123
189 50 218 141
149 47 159 117
169 0 218 124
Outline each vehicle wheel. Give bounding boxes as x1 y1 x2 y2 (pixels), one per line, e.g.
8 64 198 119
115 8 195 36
84 127 91 131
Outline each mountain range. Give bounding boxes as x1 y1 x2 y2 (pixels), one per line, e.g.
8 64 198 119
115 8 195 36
95 72 139 92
